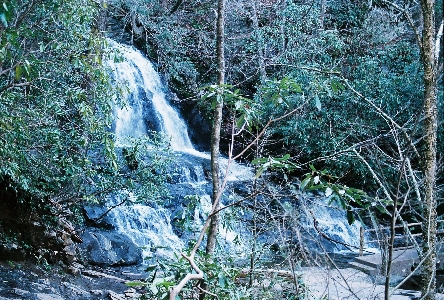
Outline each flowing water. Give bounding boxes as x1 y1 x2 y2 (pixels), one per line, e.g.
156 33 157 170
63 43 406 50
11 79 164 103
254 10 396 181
104 40 368 259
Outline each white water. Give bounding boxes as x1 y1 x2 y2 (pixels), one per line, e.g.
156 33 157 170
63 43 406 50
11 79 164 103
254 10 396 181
106 192 184 258
107 40 195 152
105 40 364 258
105 40 250 257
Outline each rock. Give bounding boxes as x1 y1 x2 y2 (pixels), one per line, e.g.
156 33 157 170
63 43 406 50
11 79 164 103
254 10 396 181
107 291 126 300
63 244 77 264
0 296 19 300
82 270 127 283
61 282 90 298
0 243 27 261
124 288 141 298
61 232 73 246
66 266 81 276
90 289 105 296
12 288 32 297
59 219 75 232
78 230 142 266
35 293 65 300
83 205 115 229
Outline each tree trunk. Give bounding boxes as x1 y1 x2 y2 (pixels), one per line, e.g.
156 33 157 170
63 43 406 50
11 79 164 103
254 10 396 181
206 0 225 256
419 1 438 299
319 0 326 31
252 0 266 81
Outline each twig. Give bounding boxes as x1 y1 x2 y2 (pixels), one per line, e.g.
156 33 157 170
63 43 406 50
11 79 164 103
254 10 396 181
309 210 375 254
233 101 307 160
92 197 129 223
196 285 219 299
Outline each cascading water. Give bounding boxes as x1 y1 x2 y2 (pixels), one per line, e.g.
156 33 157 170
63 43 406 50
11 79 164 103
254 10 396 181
103 40 367 261
104 41 248 258
107 40 200 157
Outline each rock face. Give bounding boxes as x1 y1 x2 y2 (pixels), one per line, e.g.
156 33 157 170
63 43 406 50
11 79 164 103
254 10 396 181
78 230 142 266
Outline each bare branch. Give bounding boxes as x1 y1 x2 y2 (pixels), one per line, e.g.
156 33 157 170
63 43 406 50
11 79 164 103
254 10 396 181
381 0 423 49
233 101 307 160
435 20 443 63
343 78 420 158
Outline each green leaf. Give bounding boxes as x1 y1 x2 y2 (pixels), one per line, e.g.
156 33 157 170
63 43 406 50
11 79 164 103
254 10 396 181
236 114 245 128
300 176 311 189
0 13 7 27
218 273 226 288
15 65 22 80
346 210 354 225
315 95 321 111
126 281 147 287
254 167 264 179
145 265 157 272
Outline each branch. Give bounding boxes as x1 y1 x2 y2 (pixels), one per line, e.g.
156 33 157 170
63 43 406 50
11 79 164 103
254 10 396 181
266 63 341 75
169 137 235 299
169 252 204 300
353 149 393 216
435 20 443 64
302 131 394 166
309 210 375 254
196 285 219 299
233 101 307 160
343 78 420 158
381 0 422 50
208 191 260 217
91 197 129 224
389 250 432 297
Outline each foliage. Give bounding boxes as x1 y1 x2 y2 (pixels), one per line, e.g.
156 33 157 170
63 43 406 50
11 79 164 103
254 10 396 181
0 0 172 223
0 0 111 200
299 165 392 224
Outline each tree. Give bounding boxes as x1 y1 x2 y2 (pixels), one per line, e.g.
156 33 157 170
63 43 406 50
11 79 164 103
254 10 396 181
418 1 442 298
0 0 114 201
206 0 226 256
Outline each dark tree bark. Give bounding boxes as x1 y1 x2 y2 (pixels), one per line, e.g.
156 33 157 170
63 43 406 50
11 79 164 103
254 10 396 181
419 1 439 299
206 0 226 256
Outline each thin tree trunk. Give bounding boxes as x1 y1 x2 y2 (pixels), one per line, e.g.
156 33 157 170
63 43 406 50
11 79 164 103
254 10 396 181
252 0 266 81
419 1 438 299
206 0 226 256
319 0 326 31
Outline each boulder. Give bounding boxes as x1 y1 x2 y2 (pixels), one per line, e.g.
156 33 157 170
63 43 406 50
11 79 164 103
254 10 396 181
83 205 115 229
78 230 142 266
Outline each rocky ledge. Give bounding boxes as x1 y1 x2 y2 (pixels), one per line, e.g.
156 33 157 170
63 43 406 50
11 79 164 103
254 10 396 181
0 260 149 300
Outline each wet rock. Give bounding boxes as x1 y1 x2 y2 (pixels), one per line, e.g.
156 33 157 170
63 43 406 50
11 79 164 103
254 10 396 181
12 288 32 297
82 270 127 283
83 205 115 229
78 230 142 266
30 283 59 295
66 266 81 276
107 290 126 300
35 293 65 300
61 282 90 298
124 288 141 298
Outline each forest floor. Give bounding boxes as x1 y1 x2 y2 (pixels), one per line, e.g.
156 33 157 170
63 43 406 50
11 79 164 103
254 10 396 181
302 266 443 299
0 260 147 300
0 259 442 299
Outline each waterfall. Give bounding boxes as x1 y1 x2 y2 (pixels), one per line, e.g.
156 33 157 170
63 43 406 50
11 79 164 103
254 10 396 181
107 40 198 155
102 40 249 258
103 40 366 260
